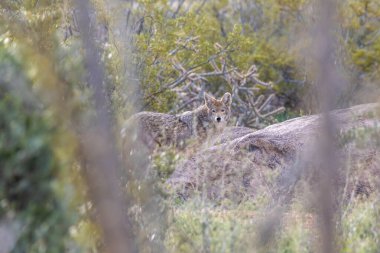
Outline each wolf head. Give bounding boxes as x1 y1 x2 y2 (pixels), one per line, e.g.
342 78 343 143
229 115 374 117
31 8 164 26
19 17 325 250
204 92 232 127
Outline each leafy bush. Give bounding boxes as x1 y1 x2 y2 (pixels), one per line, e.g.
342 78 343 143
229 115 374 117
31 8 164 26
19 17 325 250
165 200 254 253
133 0 301 113
342 199 380 253
0 51 72 252
152 146 183 181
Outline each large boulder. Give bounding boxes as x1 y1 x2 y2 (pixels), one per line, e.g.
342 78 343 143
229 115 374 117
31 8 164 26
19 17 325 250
167 103 380 201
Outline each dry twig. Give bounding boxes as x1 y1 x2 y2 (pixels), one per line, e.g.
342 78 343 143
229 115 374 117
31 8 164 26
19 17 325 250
166 45 285 128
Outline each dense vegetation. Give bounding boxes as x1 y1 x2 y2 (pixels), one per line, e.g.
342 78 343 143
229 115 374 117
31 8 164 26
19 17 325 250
1 0 380 252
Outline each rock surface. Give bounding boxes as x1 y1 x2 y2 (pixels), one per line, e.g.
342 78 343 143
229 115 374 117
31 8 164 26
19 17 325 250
167 103 380 201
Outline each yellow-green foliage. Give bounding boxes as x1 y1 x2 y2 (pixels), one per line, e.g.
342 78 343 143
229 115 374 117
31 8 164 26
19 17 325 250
133 0 380 111
0 60 73 252
152 146 183 181
0 1 98 251
135 0 304 112
342 0 380 73
274 205 313 253
165 203 254 253
337 0 380 104
342 199 380 253
166 197 380 253
165 199 314 253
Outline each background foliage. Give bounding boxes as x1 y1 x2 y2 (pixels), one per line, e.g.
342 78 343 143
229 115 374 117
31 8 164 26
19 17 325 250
0 50 75 252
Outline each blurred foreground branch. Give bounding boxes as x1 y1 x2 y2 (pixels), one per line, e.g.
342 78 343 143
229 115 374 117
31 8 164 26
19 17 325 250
74 1 137 252
312 0 343 252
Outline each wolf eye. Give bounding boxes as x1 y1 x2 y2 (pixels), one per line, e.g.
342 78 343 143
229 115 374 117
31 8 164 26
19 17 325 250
221 109 225 112
212 109 216 113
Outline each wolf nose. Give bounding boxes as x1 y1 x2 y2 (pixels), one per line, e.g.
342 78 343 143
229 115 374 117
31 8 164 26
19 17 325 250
216 117 221 122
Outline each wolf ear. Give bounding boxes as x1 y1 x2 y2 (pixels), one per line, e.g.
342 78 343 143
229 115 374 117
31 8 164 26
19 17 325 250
221 92 232 106
204 93 214 108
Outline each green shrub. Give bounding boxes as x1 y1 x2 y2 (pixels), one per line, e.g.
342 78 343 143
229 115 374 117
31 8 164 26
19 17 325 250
0 50 73 252
341 199 380 253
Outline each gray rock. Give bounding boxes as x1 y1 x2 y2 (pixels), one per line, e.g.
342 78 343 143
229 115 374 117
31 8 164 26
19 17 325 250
167 103 380 201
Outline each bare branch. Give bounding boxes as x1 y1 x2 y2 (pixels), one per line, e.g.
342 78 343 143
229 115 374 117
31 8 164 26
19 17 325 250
145 50 283 127
259 94 275 112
